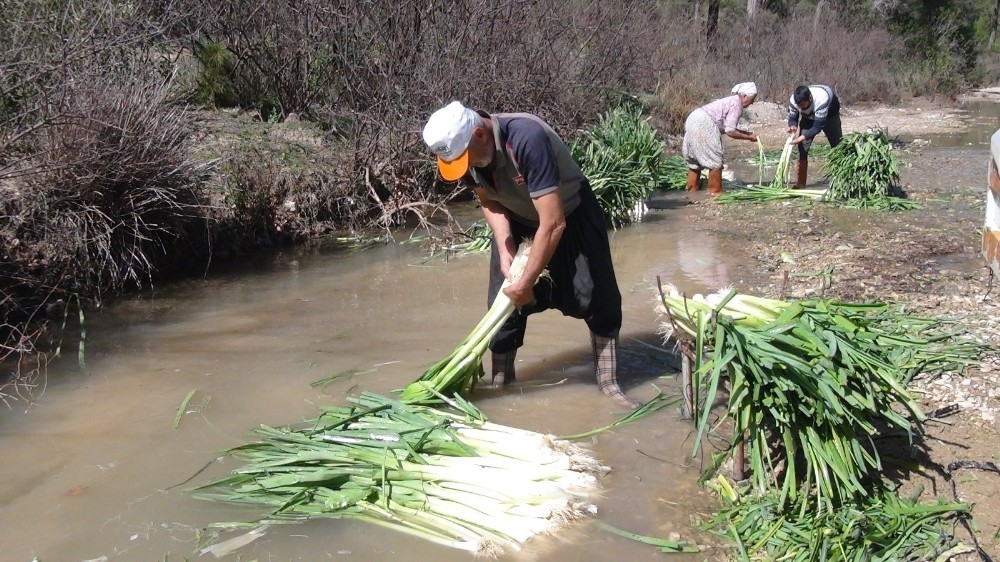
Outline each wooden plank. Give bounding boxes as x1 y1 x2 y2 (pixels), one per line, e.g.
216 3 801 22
681 352 693 420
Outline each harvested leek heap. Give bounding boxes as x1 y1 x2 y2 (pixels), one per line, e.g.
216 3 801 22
703 477 970 562
821 129 915 210
190 393 606 557
657 154 690 190
570 104 669 227
655 286 983 511
717 137 828 204
715 184 826 204
400 242 532 404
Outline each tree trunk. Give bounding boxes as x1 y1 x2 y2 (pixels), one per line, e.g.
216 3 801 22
747 0 763 20
706 0 720 52
813 0 827 34
990 0 1000 50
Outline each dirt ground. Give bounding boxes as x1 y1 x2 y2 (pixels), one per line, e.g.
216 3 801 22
684 97 1000 559
743 96 974 147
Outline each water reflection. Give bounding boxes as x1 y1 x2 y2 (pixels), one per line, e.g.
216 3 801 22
910 99 1000 147
676 231 732 291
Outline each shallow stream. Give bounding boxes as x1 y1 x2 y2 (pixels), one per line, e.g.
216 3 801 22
0 196 740 562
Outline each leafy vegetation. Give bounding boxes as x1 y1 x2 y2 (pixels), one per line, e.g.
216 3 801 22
655 286 987 560
190 392 607 556
570 104 673 228
822 129 901 200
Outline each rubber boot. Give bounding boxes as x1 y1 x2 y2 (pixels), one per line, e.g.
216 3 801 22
686 169 701 192
490 350 516 388
707 168 724 197
591 333 641 409
796 160 808 189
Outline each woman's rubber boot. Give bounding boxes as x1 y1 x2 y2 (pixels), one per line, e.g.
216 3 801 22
686 169 701 192
796 160 808 189
708 168 724 197
490 350 516 388
591 333 641 409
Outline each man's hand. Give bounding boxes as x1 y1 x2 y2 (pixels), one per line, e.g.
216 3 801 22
786 125 797 134
502 282 535 309
790 134 806 145
748 132 758 142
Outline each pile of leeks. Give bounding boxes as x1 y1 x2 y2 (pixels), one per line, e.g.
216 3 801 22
655 286 984 559
719 131 916 210
190 392 606 557
716 136 828 204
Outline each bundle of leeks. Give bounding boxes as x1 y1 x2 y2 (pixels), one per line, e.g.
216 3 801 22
702 476 970 562
400 242 532 404
190 392 607 557
655 286 985 513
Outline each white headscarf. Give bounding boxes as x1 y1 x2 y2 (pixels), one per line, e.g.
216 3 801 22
732 82 758 96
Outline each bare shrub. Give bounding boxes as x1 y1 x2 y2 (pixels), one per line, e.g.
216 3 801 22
215 148 294 247
0 1 207 400
732 12 904 105
7 77 207 295
167 1 341 116
0 288 47 406
162 0 665 229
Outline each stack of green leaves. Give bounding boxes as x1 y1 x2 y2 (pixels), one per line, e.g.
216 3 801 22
724 132 915 210
715 184 827 204
190 392 607 557
570 105 671 228
447 219 493 254
703 477 970 562
657 154 690 190
655 286 984 512
822 129 901 201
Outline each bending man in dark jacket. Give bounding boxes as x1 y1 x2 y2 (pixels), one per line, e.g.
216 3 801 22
787 84 843 188
422 101 640 409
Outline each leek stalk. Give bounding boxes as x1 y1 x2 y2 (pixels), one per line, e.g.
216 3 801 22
400 242 533 404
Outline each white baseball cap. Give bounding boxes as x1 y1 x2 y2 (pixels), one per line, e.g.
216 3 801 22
422 101 478 181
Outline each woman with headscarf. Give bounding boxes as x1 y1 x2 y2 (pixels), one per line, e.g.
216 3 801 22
682 82 759 196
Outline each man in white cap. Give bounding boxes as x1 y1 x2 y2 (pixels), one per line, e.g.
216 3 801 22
682 82 758 196
422 101 640 409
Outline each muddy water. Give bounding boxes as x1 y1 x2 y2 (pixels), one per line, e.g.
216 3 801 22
918 99 1000 147
0 193 739 562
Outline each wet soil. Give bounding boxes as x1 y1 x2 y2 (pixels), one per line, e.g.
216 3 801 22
679 111 1000 557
